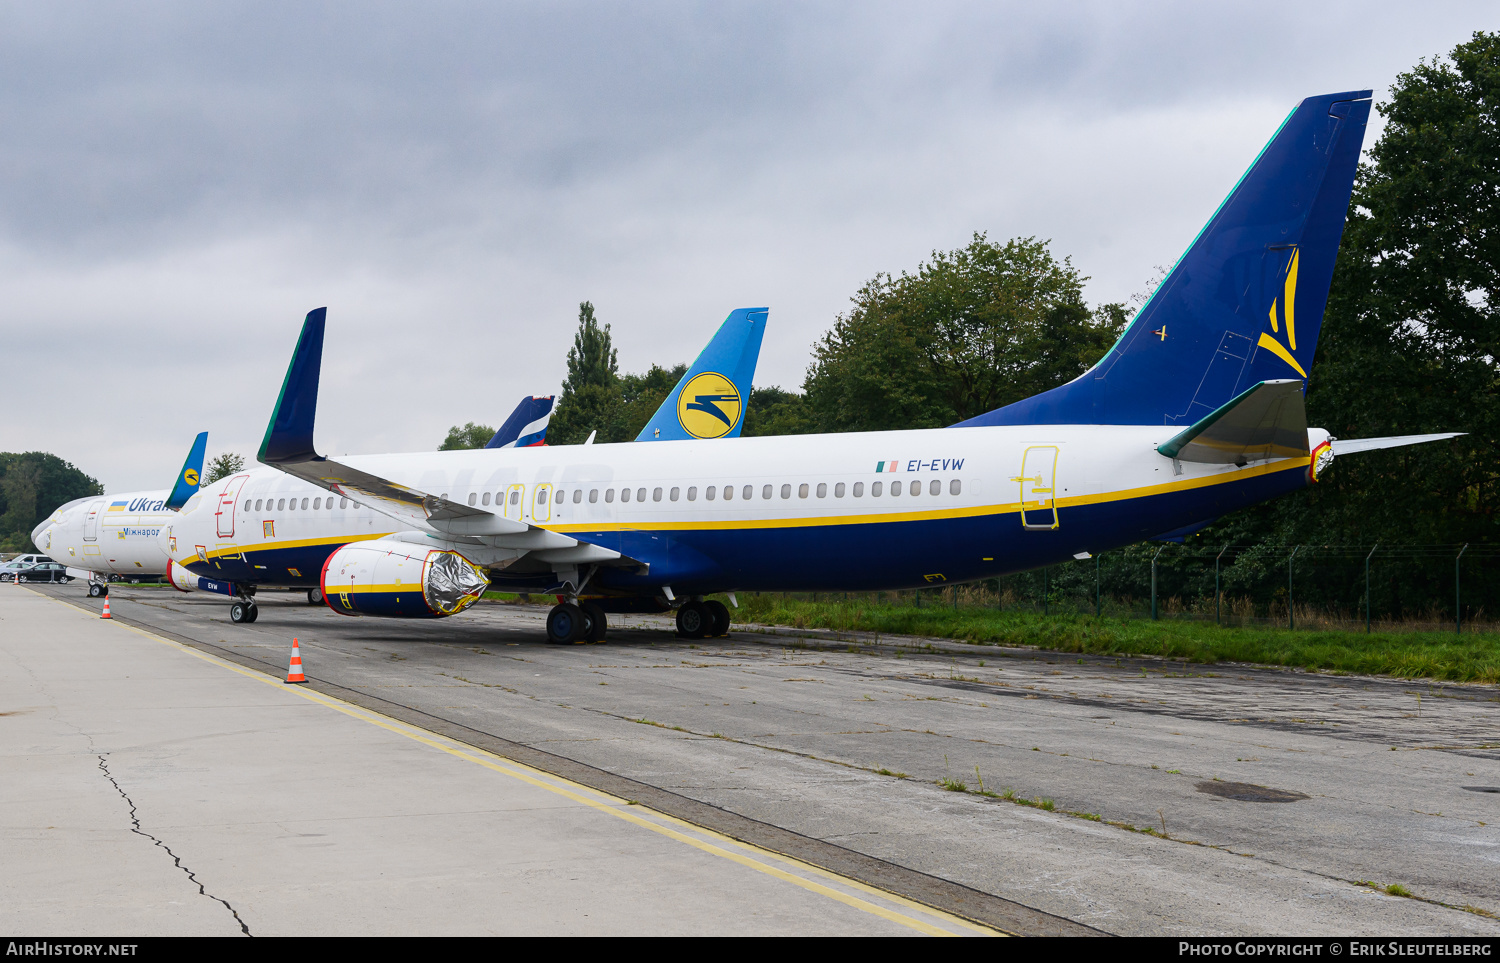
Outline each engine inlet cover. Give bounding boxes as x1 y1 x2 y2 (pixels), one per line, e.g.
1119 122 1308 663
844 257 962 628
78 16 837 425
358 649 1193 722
322 542 488 618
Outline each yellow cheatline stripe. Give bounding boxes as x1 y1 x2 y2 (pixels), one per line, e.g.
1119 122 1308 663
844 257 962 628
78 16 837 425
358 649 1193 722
543 457 1308 534
33 590 995 936
204 530 395 561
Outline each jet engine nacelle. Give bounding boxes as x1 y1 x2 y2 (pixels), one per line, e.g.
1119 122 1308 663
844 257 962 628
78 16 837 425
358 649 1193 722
166 558 238 597
320 542 489 618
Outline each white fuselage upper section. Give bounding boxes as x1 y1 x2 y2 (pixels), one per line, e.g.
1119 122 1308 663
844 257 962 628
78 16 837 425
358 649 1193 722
35 491 176 576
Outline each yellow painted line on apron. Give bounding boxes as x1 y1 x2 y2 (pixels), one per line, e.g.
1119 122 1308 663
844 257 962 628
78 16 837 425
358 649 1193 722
37 590 997 936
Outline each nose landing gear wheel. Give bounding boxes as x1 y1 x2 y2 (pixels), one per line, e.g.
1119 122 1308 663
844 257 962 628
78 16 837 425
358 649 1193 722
580 601 608 643
547 603 585 644
704 600 731 637
88 583 107 598
676 600 711 639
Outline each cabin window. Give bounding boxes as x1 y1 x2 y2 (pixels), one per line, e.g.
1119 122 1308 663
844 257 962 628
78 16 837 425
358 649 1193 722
815 483 826 498
851 483 862 497
277 498 285 511
621 488 631 503
742 485 753 500
482 492 491 506
313 497 321 510
780 484 791 499
298 497 305 510
589 489 599 503
507 490 518 505
834 483 845 497
870 482 882 497
670 487 679 501
930 479 942 495
723 484 734 501
908 480 919 496
891 482 901 497
536 490 546 504
605 489 615 503
706 486 716 501
636 488 646 502
253 499 261 511
798 483 809 498
467 493 477 506
574 490 584 504
687 486 697 501
653 487 662 502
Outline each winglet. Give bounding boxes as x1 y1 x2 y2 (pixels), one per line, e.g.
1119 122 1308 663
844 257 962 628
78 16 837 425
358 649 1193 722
259 308 327 465
164 431 208 511
635 307 768 441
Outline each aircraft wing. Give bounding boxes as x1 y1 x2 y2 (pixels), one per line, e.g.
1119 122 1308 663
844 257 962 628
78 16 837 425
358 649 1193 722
256 309 623 565
1332 433 1465 455
1157 380 1309 464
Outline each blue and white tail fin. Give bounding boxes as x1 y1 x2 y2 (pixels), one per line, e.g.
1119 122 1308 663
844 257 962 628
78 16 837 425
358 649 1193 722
635 307 768 441
486 396 555 449
956 90 1372 428
165 431 208 511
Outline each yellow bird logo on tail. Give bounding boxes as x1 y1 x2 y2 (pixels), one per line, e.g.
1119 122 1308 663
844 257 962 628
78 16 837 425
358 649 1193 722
1257 248 1307 378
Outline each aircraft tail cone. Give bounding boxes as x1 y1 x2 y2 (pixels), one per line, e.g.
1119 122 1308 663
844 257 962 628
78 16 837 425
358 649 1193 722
100 596 111 619
285 638 307 684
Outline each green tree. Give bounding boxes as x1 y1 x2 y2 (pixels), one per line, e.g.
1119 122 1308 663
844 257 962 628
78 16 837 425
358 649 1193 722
619 364 689 440
550 301 626 444
1193 31 1500 618
438 423 496 451
803 235 1124 432
0 452 102 552
204 452 246 484
742 386 817 437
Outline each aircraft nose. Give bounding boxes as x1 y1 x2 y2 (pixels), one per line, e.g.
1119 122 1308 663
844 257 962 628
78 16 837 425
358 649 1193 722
30 518 52 551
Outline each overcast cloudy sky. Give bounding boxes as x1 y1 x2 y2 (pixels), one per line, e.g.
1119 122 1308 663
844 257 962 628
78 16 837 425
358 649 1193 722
2 1 1495 492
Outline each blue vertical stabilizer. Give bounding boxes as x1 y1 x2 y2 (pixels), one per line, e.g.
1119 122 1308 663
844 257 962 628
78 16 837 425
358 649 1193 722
635 307 769 441
486 396 556 449
955 91 1372 428
165 431 209 510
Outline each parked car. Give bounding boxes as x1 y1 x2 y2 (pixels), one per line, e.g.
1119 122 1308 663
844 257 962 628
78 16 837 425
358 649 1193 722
13 562 72 584
1 556 55 582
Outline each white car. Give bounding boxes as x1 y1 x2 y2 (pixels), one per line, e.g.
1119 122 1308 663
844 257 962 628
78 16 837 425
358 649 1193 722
0 555 55 581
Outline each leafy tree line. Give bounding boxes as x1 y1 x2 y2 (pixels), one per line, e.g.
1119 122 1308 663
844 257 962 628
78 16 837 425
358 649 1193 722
0 453 102 553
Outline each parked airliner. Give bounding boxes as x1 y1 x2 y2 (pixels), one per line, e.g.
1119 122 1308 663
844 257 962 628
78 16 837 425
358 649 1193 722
165 91 1460 645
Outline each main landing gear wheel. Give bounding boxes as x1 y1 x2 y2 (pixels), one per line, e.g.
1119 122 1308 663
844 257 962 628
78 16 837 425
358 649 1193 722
88 583 107 598
704 600 731 637
580 601 608 643
676 600 712 639
230 601 259 624
547 603 585 644
307 587 323 606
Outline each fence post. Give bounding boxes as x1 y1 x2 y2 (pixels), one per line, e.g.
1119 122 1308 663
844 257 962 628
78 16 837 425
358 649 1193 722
1095 553 1101 618
1456 543 1469 635
1365 543 1378 634
1151 545 1165 620
1215 543 1230 625
1287 546 1300 630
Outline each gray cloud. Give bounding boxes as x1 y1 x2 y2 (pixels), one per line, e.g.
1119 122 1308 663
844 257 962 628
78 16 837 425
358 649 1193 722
1 1 1494 491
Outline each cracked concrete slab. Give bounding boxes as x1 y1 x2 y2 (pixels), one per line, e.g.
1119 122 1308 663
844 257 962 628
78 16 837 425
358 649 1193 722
22 583 1500 936
0 586 997 936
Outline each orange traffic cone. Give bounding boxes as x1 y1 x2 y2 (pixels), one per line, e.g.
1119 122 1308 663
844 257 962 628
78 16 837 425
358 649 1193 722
285 638 307 684
100 596 112 619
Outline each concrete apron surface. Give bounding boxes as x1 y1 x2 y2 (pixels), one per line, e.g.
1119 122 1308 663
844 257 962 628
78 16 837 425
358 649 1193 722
0 587 997 936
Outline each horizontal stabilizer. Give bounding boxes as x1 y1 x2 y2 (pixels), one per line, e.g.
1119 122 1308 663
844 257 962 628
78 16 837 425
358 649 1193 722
1157 380 1307 464
1332 433 1464 455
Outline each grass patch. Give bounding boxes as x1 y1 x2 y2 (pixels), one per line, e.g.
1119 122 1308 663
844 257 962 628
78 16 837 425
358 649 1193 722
1386 883 1413 898
874 768 909 778
733 595 1500 683
938 777 968 792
